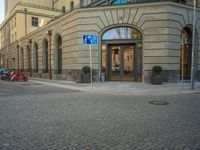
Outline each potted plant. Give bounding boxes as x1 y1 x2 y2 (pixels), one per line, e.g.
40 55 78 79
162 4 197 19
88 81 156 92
81 66 91 83
151 66 162 84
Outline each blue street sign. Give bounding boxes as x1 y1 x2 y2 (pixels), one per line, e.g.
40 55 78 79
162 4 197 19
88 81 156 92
83 34 98 45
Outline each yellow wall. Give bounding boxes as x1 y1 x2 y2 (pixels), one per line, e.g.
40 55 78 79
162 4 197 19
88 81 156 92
3 4 61 45
4 0 53 17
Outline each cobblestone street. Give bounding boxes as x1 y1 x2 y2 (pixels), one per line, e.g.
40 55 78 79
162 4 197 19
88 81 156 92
0 80 200 150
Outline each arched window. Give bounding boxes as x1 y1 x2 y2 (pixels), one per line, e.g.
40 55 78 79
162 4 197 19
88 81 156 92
80 0 84 7
62 6 66 13
111 0 127 5
21 47 24 69
102 27 142 40
54 34 62 74
26 45 31 72
70 1 74 11
42 39 48 73
180 27 193 79
33 42 38 73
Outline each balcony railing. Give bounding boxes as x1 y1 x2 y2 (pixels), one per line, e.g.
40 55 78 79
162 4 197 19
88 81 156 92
87 0 188 7
48 0 197 23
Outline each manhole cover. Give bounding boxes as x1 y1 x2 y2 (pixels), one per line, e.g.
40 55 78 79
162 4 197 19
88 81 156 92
149 101 169 105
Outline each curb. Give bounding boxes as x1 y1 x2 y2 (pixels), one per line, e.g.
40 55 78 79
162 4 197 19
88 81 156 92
29 79 200 96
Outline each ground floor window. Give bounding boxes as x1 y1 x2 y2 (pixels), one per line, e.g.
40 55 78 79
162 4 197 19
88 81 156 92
180 27 192 80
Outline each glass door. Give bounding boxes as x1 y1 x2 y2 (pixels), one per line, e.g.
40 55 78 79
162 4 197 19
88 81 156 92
111 46 121 75
109 44 134 81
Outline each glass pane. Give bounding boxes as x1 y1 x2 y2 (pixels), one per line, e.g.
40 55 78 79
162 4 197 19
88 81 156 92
102 27 141 40
124 45 134 76
111 46 121 74
101 45 107 73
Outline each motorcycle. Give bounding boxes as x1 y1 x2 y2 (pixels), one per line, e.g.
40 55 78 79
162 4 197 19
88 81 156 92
1 72 11 81
11 71 28 82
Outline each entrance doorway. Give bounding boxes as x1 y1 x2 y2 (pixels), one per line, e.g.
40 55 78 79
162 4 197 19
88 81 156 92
101 26 142 81
108 44 135 81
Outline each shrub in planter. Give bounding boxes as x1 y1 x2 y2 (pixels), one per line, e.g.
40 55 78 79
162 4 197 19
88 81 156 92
151 66 162 84
81 66 91 83
82 66 90 74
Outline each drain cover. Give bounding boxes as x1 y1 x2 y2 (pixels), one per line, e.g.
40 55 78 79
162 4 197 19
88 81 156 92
149 101 169 105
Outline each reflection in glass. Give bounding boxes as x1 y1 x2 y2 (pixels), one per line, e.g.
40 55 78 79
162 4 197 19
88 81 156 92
124 45 134 76
102 27 142 40
112 46 121 74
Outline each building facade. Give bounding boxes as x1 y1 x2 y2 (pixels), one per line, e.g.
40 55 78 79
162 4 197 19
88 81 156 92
4 0 54 18
0 0 62 49
0 0 200 83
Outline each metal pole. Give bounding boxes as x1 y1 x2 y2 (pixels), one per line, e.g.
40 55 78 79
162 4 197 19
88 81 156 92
89 44 93 85
191 0 197 90
181 34 184 89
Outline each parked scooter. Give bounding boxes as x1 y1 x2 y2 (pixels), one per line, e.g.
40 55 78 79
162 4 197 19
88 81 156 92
1 70 28 82
1 72 11 81
11 70 28 82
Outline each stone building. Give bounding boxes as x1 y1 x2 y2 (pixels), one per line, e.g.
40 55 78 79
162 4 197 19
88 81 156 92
0 0 200 83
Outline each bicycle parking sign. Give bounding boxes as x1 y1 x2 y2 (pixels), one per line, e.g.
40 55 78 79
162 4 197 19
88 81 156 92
83 34 98 45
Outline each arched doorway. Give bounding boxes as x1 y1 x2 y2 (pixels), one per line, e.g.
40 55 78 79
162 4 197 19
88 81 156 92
33 42 38 73
180 27 192 80
42 39 48 73
54 34 62 74
101 26 143 81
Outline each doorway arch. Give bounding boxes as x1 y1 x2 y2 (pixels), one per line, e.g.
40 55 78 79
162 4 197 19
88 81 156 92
101 26 143 81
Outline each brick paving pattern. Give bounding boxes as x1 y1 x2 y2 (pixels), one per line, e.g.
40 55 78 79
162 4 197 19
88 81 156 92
0 81 200 150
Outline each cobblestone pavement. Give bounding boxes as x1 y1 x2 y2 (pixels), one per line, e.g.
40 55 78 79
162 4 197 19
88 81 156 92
0 80 200 150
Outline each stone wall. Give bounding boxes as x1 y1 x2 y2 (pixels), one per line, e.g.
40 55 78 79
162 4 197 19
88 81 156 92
1 2 200 83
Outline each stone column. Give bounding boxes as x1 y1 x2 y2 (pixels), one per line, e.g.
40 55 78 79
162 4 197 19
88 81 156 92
47 30 52 79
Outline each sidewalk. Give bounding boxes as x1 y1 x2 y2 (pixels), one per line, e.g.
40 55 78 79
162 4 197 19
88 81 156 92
29 78 200 95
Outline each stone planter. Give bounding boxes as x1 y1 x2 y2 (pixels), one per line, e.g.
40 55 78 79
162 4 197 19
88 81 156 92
81 73 91 83
151 73 162 84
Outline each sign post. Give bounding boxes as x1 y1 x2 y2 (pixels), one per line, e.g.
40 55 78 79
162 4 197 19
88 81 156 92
191 0 197 90
83 34 98 85
181 35 185 89
89 44 92 84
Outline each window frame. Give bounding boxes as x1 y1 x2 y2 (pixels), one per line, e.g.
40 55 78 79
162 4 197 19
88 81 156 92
32 17 39 27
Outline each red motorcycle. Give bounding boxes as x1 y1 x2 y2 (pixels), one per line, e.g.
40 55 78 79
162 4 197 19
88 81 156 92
11 71 28 82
